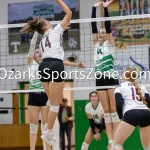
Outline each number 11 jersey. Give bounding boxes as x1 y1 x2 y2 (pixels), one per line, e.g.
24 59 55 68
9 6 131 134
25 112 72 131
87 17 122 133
115 81 149 115
40 24 64 60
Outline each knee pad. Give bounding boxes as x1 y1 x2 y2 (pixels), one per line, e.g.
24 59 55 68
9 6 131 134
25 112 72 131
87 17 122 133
111 112 120 123
144 146 150 150
46 100 51 106
81 142 89 150
50 105 60 113
44 123 48 129
104 113 112 123
30 124 39 133
113 143 124 150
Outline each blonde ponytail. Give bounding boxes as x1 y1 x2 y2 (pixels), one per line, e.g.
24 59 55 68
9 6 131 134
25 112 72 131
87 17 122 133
125 68 149 109
132 80 148 106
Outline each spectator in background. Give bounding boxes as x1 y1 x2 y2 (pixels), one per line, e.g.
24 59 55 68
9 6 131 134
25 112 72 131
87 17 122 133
148 0 150 14
130 0 144 15
120 0 130 16
58 98 74 150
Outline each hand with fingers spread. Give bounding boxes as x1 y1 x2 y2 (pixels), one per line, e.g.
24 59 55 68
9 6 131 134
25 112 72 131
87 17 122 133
103 0 114 8
93 1 103 8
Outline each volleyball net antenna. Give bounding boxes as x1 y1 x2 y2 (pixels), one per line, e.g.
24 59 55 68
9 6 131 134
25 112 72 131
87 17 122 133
0 14 150 93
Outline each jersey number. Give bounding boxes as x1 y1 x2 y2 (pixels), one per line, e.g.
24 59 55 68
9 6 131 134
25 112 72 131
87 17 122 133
131 87 141 101
93 114 98 120
41 36 51 52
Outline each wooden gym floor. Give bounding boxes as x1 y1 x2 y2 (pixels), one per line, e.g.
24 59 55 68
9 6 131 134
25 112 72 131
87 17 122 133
0 147 76 150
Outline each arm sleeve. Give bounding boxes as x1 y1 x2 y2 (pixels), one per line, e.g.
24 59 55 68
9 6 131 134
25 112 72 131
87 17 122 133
115 93 124 119
54 24 64 35
99 118 105 133
141 86 150 107
88 119 96 134
114 86 124 119
104 7 111 33
145 93 150 108
91 6 98 34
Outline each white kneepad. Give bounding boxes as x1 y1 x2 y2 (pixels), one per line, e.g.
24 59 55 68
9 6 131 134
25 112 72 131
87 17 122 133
46 100 51 106
81 142 89 150
111 112 120 123
144 146 150 150
113 144 124 150
104 113 112 123
30 124 39 133
50 105 60 113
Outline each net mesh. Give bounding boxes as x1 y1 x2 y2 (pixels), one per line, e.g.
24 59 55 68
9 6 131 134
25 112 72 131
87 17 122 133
0 15 150 93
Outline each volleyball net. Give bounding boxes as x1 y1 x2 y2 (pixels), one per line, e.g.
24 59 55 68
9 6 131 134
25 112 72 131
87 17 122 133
0 14 150 94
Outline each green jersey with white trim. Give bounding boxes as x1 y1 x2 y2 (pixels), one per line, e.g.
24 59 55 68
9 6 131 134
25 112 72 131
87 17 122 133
28 60 43 90
94 40 116 77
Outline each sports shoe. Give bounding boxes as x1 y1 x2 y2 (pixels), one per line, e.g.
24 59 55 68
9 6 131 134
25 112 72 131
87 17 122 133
41 131 56 145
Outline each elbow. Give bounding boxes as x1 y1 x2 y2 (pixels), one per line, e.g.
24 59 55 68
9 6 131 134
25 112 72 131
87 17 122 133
67 10 72 18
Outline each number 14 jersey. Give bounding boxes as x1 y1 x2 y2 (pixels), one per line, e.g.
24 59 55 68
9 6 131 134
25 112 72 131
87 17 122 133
85 101 104 124
115 81 149 115
40 24 64 60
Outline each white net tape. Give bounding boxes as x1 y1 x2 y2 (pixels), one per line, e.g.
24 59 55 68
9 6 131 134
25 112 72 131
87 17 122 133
0 14 150 28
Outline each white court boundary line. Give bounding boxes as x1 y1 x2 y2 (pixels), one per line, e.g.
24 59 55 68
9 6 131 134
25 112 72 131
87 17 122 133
0 14 150 29
1 84 150 94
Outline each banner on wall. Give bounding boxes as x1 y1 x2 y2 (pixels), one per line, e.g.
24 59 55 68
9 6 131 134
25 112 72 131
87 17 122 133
8 0 80 54
107 0 150 45
114 45 149 84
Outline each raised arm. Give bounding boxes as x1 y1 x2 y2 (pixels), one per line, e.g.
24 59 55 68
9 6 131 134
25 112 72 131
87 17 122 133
27 32 38 65
56 0 72 30
91 2 102 45
103 0 114 46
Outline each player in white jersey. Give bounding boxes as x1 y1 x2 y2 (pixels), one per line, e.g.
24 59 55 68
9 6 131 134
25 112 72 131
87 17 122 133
26 29 85 149
21 0 72 145
91 1 127 149
27 32 51 150
113 68 150 150
81 91 106 150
